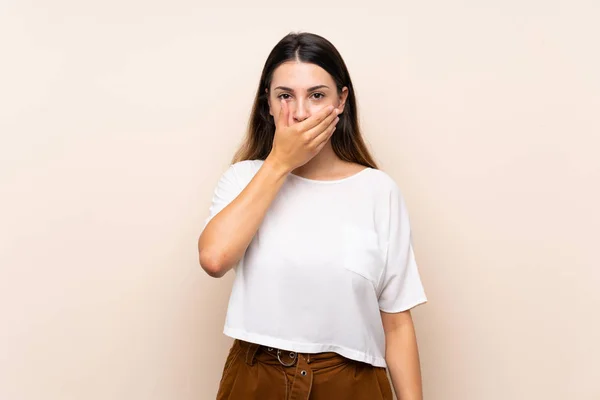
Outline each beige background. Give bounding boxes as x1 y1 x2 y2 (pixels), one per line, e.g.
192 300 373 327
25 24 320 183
1 1 598 399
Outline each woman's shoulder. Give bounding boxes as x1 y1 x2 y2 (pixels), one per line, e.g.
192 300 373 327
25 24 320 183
225 159 265 185
235 159 264 174
364 166 402 194
228 160 403 194
231 158 264 169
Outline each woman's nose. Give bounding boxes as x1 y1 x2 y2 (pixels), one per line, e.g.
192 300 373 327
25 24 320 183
292 102 310 122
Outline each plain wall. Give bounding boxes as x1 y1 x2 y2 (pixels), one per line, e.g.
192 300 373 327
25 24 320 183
1 1 598 399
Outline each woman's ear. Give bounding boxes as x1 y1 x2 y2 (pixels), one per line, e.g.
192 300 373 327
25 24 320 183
337 86 349 114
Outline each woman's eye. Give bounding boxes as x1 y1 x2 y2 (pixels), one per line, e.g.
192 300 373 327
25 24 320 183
277 93 325 100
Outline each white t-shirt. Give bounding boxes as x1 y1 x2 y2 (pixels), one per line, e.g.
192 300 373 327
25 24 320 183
200 159 427 368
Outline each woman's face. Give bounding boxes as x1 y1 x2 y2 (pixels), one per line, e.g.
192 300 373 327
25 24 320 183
267 61 348 126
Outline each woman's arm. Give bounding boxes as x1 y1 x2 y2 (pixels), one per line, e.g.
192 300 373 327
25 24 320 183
198 155 290 278
380 309 424 400
198 102 338 278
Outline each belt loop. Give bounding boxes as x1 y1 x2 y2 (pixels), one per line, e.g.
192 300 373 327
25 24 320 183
244 341 261 366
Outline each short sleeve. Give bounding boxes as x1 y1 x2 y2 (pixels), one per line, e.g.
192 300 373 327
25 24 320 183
200 163 244 234
377 183 428 313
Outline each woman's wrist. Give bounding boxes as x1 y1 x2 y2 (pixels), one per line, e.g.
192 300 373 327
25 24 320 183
264 154 293 178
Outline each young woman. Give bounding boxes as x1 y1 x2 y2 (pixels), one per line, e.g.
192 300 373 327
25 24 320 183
198 31 428 400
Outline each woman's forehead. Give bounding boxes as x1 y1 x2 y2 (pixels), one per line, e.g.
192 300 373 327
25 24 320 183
271 62 333 89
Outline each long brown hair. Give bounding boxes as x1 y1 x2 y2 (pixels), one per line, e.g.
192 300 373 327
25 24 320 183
231 31 378 170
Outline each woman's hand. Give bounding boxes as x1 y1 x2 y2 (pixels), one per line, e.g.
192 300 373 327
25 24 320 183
268 99 340 173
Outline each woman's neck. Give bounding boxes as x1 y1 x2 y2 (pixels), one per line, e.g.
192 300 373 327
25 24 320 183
290 143 356 180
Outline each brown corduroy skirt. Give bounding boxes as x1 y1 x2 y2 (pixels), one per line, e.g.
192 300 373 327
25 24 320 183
216 338 393 400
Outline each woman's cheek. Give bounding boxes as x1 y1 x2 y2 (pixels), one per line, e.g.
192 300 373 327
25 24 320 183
312 104 331 114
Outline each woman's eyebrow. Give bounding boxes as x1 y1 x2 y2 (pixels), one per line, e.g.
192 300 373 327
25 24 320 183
273 85 330 92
